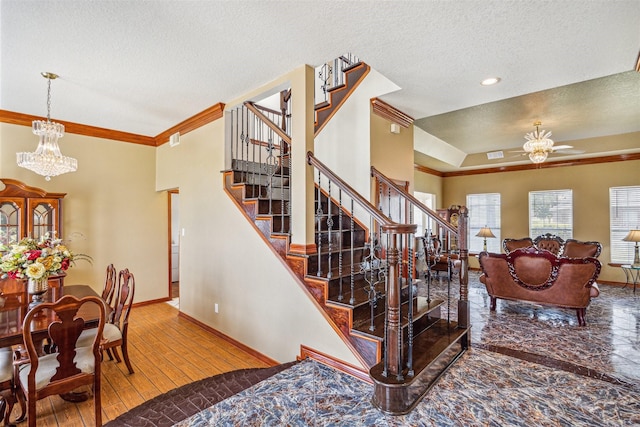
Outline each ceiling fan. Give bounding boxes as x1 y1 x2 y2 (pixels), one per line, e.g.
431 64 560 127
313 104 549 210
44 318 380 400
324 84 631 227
487 121 584 163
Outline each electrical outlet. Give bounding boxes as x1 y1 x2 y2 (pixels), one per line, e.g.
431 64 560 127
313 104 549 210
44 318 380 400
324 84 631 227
214 303 219 313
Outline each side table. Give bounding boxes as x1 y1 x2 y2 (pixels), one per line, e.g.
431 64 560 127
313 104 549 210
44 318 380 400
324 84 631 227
621 265 640 293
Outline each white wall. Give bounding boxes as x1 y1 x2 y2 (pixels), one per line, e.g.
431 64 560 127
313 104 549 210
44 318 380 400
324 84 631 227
155 69 362 366
314 68 400 197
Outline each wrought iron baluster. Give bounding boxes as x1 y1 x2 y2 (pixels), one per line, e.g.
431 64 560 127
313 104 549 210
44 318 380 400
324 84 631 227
280 138 285 233
337 189 344 301
318 63 331 103
266 134 275 215
349 199 355 305
326 180 333 279
407 208 415 377
316 170 323 277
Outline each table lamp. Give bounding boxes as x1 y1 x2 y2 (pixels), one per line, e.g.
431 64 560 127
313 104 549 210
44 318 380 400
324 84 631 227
623 229 640 267
476 226 496 252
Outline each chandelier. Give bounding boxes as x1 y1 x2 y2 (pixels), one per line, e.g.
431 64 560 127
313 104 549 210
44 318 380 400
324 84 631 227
17 72 77 181
523 121 554 164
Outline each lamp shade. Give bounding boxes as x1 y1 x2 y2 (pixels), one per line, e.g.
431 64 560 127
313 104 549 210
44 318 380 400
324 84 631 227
476 227 496 239
623 230 640 242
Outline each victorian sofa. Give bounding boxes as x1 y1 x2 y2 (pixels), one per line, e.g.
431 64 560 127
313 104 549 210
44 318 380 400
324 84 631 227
503 233 602 258
478 246 602 326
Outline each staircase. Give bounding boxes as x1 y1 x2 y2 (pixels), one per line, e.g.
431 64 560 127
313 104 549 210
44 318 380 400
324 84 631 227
223 56 470 416
314 55 370 136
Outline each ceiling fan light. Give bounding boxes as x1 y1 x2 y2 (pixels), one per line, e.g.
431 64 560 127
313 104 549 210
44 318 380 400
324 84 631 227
523 121 554 163
528 150 548 163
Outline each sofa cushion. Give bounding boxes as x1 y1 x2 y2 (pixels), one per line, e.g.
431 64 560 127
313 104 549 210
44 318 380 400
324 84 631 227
563 239 602 258
503 237 533 254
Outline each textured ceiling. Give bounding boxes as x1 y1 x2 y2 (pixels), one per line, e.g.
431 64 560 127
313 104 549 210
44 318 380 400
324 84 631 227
1 0 639 171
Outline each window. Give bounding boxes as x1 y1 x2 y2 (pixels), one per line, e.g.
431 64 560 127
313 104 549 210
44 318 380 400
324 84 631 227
529 190 573 239
412 192 436 236
467 193 501 252
610 186 640 264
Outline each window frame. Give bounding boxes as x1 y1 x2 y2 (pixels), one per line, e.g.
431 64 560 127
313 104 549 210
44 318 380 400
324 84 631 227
466 193 501 253
528 189 573 239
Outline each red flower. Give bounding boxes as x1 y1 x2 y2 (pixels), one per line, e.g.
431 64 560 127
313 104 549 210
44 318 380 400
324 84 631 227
61 259 70 270
26 250 41 261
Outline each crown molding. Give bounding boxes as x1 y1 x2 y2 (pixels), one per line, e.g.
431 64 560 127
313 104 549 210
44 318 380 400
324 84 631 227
414 152 640 177
0 102 226 147
413 164 445 177
371 98 414 128
154 102 225 146
0 109 156 146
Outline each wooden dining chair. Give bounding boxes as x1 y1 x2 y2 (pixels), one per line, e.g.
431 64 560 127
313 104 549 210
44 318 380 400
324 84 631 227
15 295 106 427
102 268 135 374
0 347 24 425
101 264 118 310
78 268 136 374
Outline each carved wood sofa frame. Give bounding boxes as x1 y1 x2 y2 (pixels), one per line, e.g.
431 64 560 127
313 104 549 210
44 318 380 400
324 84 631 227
503 233 602 258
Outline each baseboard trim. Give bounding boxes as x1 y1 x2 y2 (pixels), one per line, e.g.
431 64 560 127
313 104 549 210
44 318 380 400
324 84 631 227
178 311 279 367
133 297 171 307
298 345 371 384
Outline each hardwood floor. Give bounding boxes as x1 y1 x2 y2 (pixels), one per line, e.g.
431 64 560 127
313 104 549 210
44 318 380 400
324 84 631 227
9 302 272 426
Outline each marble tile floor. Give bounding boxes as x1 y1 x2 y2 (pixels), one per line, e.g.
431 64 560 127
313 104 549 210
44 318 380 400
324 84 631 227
177 272 640 426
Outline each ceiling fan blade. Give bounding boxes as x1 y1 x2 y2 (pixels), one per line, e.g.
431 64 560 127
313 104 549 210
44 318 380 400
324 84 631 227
551 148 585 155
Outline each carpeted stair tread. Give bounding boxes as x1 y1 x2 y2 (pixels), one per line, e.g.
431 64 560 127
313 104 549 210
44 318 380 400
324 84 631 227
104 361 298 426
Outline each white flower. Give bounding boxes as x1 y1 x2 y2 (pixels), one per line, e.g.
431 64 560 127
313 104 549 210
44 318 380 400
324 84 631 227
25 262 46 279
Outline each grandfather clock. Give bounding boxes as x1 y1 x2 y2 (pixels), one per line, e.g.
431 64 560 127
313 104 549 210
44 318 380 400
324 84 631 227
436 205 461 253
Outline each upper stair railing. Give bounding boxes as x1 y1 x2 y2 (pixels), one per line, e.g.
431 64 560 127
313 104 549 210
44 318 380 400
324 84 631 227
227 92 292 233
316 53 361 105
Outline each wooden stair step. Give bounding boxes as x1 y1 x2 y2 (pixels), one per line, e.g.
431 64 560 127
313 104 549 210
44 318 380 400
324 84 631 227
351 297 445 341
369 321 469 414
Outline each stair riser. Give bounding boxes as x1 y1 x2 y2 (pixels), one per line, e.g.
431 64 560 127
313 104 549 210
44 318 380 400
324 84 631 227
307 247 369 275
232 159 290 176
257 199 289 215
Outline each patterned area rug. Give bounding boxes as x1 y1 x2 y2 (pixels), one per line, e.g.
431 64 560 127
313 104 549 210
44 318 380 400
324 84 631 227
104 362 297 426
174 355 640 426
110 271 640 426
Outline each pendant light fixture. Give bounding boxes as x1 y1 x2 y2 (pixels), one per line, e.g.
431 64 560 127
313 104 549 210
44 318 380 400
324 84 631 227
17 72 77 181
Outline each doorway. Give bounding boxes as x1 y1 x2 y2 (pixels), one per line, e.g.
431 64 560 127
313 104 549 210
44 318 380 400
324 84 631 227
168 191 180 308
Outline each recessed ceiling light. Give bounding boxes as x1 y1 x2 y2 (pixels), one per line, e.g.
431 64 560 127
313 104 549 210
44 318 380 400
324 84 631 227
481 77 501 86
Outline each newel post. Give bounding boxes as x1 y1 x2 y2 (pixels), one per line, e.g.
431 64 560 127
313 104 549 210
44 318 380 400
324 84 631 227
385 233 402 378
457 206 470 337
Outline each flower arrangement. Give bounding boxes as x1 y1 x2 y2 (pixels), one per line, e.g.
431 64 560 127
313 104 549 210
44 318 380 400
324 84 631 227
0 233 91 281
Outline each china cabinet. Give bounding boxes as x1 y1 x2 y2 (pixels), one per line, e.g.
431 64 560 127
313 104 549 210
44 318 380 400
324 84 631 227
0 178 65 247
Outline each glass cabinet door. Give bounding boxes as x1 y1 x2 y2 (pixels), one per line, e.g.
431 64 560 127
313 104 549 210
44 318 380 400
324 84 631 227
0 198 25 247
27 198 61 240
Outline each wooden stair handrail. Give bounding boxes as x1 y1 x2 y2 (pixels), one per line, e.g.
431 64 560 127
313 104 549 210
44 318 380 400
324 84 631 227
370 166 457 235
307 152 416 235
244 101 291 145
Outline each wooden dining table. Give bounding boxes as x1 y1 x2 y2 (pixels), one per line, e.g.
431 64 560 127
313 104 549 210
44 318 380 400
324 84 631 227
0 280 106 349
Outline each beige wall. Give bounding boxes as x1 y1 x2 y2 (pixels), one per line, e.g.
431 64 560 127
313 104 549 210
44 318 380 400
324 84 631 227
413 168 444 208
370 108 414 191
441 159 640 282
155 67 362 367
0 123 167 302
